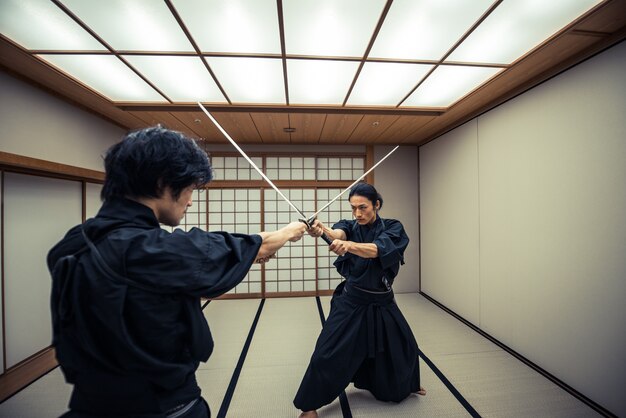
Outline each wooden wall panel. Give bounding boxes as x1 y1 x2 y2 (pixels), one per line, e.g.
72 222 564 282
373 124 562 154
346 115 400 144
250 113 291 143
212 113 262 143
319 114 363 144
171 111 227 143
288 113 326 143
127 111 189 133
575 0 626 33
380 115 438 144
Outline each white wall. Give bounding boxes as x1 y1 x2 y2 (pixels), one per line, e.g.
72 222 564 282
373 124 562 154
420 41 626 416
375 145 420 293
0 69 123 372
0 71 123 170
420 121 480 321
85 182 103 219
4 174 82 367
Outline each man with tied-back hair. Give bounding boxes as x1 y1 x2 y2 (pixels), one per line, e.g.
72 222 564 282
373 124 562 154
295 183 425 418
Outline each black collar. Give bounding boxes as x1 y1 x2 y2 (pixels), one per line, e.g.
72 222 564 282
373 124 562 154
96 197 160 228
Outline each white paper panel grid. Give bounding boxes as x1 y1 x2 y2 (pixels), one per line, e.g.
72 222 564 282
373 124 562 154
263 188 317 292
316 156 364 181
210 155 263 181
266 156 316 181
316 188 353 291
173 189 206 232
205 188 262 294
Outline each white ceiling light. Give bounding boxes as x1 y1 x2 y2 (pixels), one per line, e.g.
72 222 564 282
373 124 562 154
370 0 494 61
0 0 104 50
347 62 434 106
123 56 226 103
287 59 359 105
448 0 603 64
205 57 285 104
283 0 386 57
402 65 502 108
38 54 165 102
59 0 193 51
172 0 281 54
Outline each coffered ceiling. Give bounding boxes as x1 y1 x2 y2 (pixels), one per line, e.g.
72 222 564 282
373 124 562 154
1 0 625 145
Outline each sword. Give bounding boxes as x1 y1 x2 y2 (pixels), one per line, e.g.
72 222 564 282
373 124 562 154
307 145 399 222
197 102 333 244
197 103 400 246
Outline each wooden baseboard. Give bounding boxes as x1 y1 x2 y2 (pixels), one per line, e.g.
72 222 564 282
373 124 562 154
0 347 58 402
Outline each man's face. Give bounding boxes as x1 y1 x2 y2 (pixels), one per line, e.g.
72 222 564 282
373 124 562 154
158 185 194 227
350 195 379 225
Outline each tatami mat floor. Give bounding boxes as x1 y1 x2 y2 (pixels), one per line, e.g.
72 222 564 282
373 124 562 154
0 293 601 417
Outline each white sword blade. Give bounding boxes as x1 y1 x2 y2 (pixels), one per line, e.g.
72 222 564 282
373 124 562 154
197 102 308 220
308 145 400 221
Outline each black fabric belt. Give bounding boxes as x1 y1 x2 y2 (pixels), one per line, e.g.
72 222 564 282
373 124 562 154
342 282 393 358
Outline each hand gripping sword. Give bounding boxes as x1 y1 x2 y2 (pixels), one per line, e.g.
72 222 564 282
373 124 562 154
197 102 399 245
197 102 332 244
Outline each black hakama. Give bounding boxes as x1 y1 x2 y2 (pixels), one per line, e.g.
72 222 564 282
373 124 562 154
294 217 421 411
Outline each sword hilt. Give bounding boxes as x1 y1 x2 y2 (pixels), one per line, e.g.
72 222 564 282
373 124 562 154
299 218 333 246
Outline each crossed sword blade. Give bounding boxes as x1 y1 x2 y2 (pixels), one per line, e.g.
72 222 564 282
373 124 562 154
197 102 399 245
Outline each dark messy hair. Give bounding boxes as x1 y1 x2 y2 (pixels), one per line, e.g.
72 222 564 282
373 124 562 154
348 182 383 210
101 126 213 201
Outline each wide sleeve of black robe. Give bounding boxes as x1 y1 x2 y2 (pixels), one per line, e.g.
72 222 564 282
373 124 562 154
104 226 263 299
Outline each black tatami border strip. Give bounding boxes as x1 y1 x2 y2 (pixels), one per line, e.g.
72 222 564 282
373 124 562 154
420 291 617 418
417 349 481 417
217 298 266 418
317 294 483 417
315 296 353 418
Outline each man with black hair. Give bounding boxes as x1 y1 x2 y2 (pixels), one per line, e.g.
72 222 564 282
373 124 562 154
295 183 425 418
48 126 306 418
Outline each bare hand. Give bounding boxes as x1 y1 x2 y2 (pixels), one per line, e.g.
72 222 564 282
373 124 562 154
255 253 276 264
286 221 307 242
307 219 325 238
329 239 351 256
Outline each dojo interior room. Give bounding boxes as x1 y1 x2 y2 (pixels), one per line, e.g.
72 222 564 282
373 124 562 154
0 1 625 417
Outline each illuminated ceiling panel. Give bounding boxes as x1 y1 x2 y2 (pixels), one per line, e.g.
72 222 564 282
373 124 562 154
38 54 165 102
402 65 503 108
347 62 434 106
287 59 359 105
0 0 608 110
370 0 494 61
123 56 226 103
173 0 281 54
60 0 193 51
282 0 386 57
0 0 104 50
205 57 285 104
448 0 603 64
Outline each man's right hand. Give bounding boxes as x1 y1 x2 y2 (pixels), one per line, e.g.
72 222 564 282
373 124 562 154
285 221 307 242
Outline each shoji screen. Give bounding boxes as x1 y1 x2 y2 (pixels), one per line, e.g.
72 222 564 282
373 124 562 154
207 188 263 295
315 188 353 291
263 188 317 293
171 153 364 297
3 173 82 367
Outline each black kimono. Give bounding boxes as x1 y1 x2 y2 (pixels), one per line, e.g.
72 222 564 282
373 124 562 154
47 198 262 417
294 216 421 411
